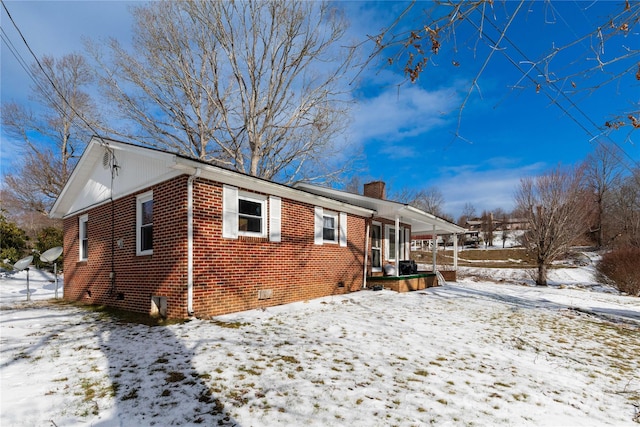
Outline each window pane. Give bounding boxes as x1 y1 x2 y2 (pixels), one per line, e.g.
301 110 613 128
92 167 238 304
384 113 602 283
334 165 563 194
142 200 153 225
371 225 381 247
372 248 381 268
239 216 261 233
239 199 261 217
323 216 334 228
389 228 396 258
323 227 335 241
323 215 336 241
141 225 153 251
81 239 88 259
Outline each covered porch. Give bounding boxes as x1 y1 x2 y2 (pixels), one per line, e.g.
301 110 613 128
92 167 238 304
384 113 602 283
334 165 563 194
295 182 466 289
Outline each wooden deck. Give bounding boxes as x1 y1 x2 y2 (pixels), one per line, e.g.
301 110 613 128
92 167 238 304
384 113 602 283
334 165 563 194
366 273 437 293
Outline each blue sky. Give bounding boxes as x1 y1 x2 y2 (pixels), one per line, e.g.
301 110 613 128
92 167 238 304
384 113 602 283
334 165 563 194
2 1 639 219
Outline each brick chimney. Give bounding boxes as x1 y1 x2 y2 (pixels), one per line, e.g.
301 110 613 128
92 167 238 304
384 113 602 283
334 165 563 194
364 181 386 200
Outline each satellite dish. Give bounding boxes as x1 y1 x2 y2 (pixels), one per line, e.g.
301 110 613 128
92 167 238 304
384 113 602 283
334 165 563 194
40 246 63 263
13 255 33 271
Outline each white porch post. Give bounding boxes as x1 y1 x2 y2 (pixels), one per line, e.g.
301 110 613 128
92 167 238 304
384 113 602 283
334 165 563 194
453 233 458 270
432 225 437 273
363 221 370 288
395 215 400 275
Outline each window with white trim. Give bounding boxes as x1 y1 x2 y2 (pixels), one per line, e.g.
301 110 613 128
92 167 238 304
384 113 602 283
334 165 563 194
322 212 338 243
238 193 267 238
314 207 347 246
223 186 275 240
136 191 153 255
79 214 88 261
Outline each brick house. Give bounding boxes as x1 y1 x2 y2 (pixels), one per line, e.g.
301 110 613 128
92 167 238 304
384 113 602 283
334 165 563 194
50 137 464 318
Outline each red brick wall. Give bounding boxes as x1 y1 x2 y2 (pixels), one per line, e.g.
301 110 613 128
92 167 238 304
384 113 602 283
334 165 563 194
63 176 189 319
63 175 367 318
189 178 367 317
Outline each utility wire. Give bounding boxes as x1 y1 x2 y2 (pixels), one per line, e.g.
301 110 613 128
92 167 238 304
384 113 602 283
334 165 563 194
466 5 640 175
1 0 108 146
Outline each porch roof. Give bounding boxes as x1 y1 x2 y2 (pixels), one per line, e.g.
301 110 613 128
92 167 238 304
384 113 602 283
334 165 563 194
294 184 466 235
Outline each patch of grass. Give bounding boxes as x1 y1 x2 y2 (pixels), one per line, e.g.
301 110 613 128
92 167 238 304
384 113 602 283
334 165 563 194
166 371 186 383
211 319 249 329
238 365 262 376
278 355 300 364
414 369 429 377
121 388 138 401
77 304 187 325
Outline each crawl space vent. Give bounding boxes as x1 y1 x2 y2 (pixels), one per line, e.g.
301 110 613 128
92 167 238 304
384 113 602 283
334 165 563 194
257 289 273 300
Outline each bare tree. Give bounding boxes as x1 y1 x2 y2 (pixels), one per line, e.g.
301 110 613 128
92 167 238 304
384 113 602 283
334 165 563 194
366 1 640 140
608 169 640 248
1 54 99 215
515 166 589 286
457 202 476 226
91 0 356 184
480 210 494 247
583 142 623 248
500 213 510 248
411 187 446 217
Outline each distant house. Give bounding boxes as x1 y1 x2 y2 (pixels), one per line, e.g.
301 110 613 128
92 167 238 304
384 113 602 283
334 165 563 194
50 138 464 318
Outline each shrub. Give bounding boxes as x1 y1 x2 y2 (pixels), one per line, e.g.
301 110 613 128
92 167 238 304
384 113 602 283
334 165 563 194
597 247 640 296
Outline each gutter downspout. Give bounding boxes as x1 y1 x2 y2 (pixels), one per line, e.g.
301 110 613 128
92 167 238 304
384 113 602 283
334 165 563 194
187 168 201 316
363 219 370 289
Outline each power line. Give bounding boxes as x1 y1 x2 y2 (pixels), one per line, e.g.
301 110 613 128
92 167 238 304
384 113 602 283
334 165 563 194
466 4 640 175
1 0 107 145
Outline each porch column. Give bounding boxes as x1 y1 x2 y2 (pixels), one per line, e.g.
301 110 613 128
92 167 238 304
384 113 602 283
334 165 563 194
432 225 437 273
395 215 400 275
453 233 458 270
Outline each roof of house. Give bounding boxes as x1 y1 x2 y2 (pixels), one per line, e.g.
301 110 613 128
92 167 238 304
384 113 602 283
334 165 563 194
49 137 375 219
295 183 466 235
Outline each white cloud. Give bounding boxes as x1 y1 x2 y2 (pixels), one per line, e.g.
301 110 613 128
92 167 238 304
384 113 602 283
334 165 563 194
427 160 548 218
348 83 460 146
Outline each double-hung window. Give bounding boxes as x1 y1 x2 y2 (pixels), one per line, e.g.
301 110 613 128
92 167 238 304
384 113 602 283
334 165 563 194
79 214 88 261
223 185 276 240
137 191 153 255
322 212 338 243
238 194 266 237
314 207 347 246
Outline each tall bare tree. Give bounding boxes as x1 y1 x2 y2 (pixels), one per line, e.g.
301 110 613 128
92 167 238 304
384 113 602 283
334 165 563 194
1 54 99 215
583 142 623 248
515 166 589 286
411 187 446 217
609 168 640 248
91 0 356 184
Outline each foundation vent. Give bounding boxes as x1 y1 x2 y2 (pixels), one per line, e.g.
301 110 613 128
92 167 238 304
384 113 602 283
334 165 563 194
257 289 273 300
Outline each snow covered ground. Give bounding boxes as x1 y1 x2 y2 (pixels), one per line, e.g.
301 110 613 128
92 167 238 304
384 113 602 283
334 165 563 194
1 259 639 426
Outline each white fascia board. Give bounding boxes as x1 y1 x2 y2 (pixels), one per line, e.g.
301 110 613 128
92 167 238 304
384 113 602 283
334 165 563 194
173 158 375 218
50 137 105 218
294 183 465 234
403 206 466 234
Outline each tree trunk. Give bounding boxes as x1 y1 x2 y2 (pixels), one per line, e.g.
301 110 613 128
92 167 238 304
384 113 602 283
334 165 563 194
536 262 548 286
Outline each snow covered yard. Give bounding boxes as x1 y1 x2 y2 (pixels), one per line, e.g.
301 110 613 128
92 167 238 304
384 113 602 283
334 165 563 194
1 266 639 426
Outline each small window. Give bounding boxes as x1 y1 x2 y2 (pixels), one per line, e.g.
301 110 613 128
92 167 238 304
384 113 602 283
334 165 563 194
323 213 338 243
79 214 88 261
137 192 153 255
238 194 266 237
